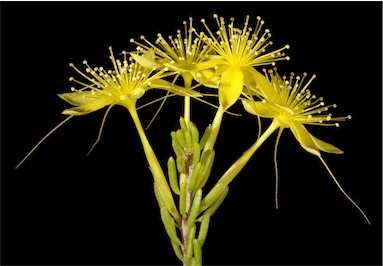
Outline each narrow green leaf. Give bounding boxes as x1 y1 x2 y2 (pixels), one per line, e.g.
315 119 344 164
193 239 202 266
197 214 210 246
185 130 192 147
179 174 187 215
192 143 201 166
172 140 183 157
176 130 187 147
168 157 180 195
200 149 212 165
176 156 185 174
160 207 182 246
187 189 202 228
186 224 196 266
189 122 200 145
171 131 177 140
171 240 184 262
196 150 215 190
199 125 212 150
180 116 188 131
188 162 202 192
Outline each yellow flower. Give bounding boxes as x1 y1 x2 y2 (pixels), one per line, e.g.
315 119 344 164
197 14 290 110
18 47 201 223
129 18 218 123
60 47 195 115
241 69 370 224
130 17 215 81
243 70 348 155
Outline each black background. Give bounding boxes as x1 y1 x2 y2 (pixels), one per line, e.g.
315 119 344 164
1 1 382 265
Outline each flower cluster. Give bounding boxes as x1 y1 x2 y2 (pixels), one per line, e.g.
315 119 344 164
19 14 370 266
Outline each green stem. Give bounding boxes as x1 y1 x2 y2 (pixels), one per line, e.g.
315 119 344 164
184 96 191 124
183 73 193 124
128 105 181 224
203 106 224 152
200 120 280 211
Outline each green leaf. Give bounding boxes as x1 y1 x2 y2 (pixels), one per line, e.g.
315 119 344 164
180 117 188 131
193 239 202 266
171 240 184 261
172 139 183 157
176 130 187 147
185 130 192 146
160 207 182 246
196 150 215 190
186 224 196 266
179 174 187 215
199 125 212 149
168 157 180 195
189 122 200 145
176 156 185 174
192 143 201 167
197 214 210 246
187 189 202 228
188 162 202 192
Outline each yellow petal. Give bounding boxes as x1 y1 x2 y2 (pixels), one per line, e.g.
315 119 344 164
62 98 113 116
219 66 244 110
58 92 97 106
129 88 145 99
191 69 220 88
241 99 279 118
289 122 320 156
130 53 163 69
163 59 223 72
247 68 281 103
311 135 344 154
150 79 202 97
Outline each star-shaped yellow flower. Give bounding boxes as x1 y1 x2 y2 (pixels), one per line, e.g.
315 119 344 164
130 17 215 80
196 14 290 110
60 47 197 116
129 18 219 122
242 70 348 156
241 69 370 224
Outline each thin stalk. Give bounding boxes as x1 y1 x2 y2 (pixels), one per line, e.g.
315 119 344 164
184 96 191 124
183 73 193 124
200 120 280 212
203 106 224 152
128 105 181 224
